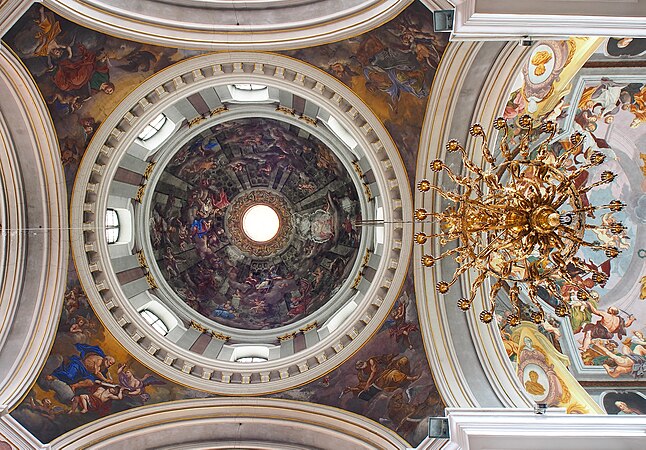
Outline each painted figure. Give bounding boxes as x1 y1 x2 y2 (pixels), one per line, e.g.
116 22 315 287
343 354 420 401
593 342 646 378
615 400 644 415
524 370 546 396
580 304 636 351
118 363 165 402
48 344 115 391
68 382 125 415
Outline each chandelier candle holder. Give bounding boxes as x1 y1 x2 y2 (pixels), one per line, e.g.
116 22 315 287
415 114 626 325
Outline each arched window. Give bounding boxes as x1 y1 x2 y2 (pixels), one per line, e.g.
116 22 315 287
137 113 167 141
105 208 120 244
235 356 268 363
228 84 270 102
140 309 169 336
232 83 267 91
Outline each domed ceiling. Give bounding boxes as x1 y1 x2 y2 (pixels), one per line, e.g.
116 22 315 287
149 117 362 330
17 1 646 448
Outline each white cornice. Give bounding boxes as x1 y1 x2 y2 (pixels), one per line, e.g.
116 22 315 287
51 398 410 449
0 46 68 409
451 1 646 40
445 408 646 450
43 0 413 50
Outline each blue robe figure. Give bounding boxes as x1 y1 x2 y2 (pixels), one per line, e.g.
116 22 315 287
51 343 108 385
191 218 210 238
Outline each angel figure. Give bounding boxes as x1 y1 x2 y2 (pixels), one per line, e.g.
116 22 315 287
118 363 165 402
388 293 418 350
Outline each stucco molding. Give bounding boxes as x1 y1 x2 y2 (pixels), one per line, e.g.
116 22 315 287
51 398 410 450
415 41 533 408
0 46 68 410
444 407 646 450
71 52 412 394
43 0 414 51
451 0 646 40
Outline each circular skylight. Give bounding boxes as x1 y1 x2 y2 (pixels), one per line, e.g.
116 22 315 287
242 204 280 242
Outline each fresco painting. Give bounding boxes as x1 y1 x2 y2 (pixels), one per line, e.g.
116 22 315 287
284 1 449 181
3 2 445 446
603 38 646 59
3 4 201 196
496 40 646 410
563 76 646 381
274 270 443 446
150 118 362 330
601 390 646 414
2 4 209 443
11 265 206 444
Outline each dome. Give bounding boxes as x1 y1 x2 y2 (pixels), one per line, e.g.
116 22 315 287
69 52 412 394
149 116 363 330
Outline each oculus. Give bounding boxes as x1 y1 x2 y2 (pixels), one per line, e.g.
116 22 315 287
242 204 280 242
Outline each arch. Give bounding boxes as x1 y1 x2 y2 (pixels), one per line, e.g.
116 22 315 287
51 398 410 450
415 40 533 408
44 0 417 51
0 47 68 408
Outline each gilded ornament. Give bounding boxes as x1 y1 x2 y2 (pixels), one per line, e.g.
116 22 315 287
416 116 627 324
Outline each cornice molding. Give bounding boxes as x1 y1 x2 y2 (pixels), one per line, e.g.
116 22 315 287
0 46 68 409
451 0 646 40
51 398 410 449
43 0 413 51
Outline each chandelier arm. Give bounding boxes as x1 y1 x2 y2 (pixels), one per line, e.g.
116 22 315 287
568 200 624 215
556 132 585 167
486 280 502 313
509 282 521 316
579 176 614 194
436 245 469 261
426 185 463 203
467 270 489 303
478 136 497 168
518 132 533 159
553 267 593 294
566 204 598 215
525 282 546 323
557 224 618 255
445 263 476 290
441 166 480 193
569 257 609 284
544 278 564 301
457 147 485 178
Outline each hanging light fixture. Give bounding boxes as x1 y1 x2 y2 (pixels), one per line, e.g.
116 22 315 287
415 114 626 325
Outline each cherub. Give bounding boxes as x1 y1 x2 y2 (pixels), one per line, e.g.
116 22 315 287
118 363 164 402
68 383 125 414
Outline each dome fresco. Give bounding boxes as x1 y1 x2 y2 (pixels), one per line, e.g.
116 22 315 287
150 117 363 330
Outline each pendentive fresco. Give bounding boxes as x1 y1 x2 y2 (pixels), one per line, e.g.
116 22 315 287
3 2 448 446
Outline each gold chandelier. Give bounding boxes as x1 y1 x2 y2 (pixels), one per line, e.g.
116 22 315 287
415 114 626 325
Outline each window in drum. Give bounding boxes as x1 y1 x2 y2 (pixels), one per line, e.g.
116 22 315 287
138 113 167 141
140 309 169 336
105 208 120 244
